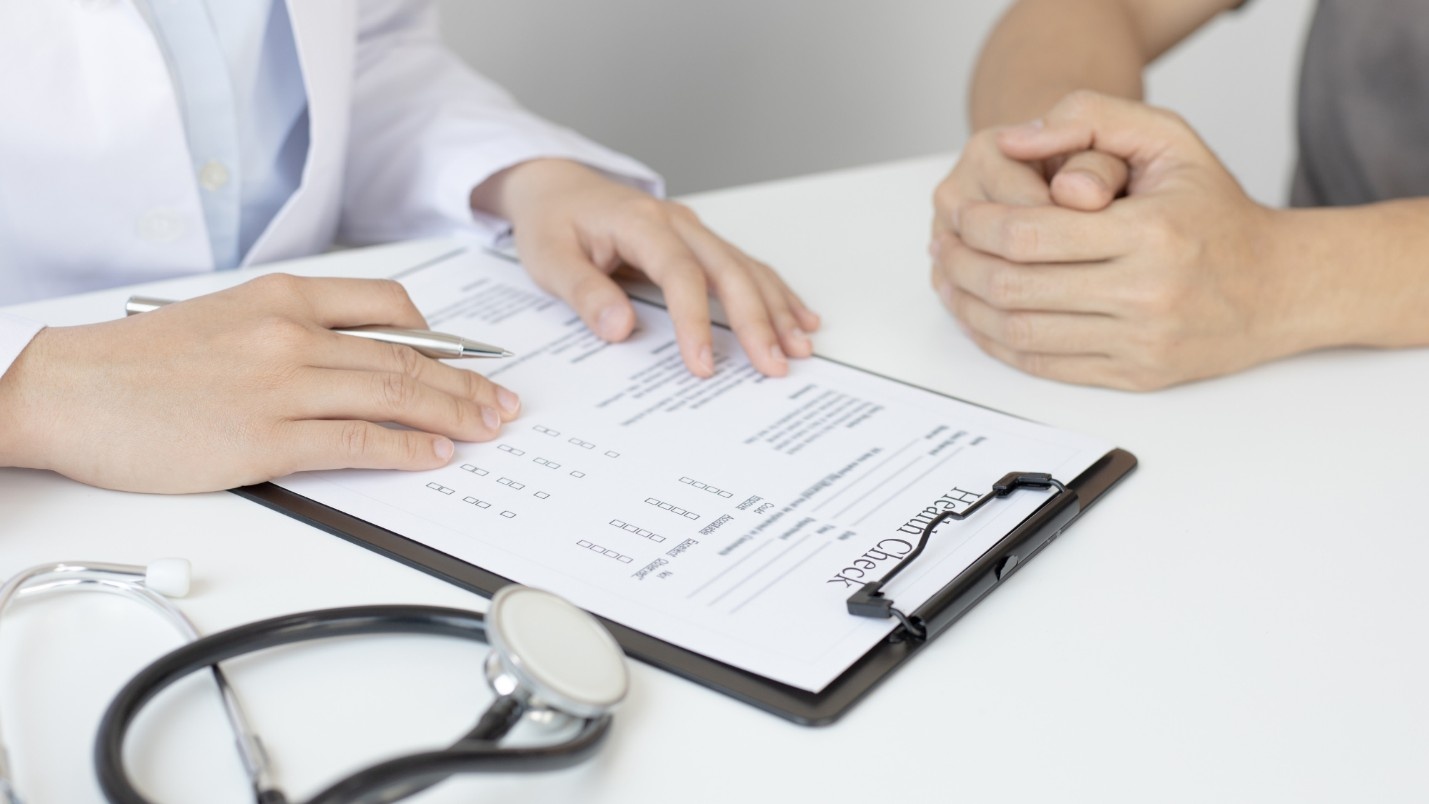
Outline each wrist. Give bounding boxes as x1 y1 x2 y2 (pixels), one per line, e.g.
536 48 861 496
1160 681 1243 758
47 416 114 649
1254 208 1345 356
1258 204 1423 353
469 158 596 226
0 328 57 470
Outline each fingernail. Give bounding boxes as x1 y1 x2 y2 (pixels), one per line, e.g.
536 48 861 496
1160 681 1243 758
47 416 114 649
1068 169 1107 192
496 385 521 415
1005 118 1045 137
481 405 501 431
433 437 454 461
699 345 714 376
597 306 623 340
791 330 812 354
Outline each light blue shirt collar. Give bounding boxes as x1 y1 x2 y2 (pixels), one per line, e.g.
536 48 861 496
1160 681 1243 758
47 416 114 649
133 0 309 269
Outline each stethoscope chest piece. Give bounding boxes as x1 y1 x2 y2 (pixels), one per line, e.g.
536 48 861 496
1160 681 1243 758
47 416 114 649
484 585 629 720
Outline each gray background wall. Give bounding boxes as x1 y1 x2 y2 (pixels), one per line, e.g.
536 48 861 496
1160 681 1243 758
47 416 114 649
439 1 1312 206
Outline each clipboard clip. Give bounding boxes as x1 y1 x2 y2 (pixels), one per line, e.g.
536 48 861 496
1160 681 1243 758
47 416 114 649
845 472 1068 641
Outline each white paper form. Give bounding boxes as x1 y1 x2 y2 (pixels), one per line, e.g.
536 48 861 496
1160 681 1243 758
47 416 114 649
279 250 1114 692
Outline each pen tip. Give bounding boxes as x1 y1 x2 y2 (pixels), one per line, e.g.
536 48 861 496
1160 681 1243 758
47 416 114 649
500 350 515 358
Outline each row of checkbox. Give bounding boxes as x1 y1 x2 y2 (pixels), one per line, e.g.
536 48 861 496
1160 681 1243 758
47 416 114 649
644 497 700 520
678 476 735 498
608 519 667 543
577 540 634 563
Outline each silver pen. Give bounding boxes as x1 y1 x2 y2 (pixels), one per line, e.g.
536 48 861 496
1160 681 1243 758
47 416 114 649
124 296 515 359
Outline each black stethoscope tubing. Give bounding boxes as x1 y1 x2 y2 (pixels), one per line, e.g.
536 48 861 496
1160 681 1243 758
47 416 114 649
95 605 612 804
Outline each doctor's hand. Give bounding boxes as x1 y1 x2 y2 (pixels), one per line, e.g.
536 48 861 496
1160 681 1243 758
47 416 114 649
0 275 520 493
931 91 1296 391
471 159 820 379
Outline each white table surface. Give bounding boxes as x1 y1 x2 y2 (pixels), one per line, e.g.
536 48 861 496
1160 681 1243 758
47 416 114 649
3 154 1427 803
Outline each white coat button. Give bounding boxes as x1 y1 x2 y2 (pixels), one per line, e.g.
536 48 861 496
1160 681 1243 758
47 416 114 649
199 161 230 191
137 210 187 243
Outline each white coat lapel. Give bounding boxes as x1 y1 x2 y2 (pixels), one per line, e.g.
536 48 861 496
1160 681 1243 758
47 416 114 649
243 0 356 267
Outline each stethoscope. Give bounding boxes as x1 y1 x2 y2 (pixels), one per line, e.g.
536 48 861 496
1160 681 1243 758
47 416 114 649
0 560 630 804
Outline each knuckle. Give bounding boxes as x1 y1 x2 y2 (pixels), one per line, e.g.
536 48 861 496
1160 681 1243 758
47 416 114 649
1125 274 1184 319
399 433 425 465
984 266 1027 309
1058 89 1102 119
253 315 309 350
1000 312 1038 351
722 257 767 296
377 372 417 411
373 278 415 309
1149 104 1188 129
933 180 963 217
459 368 486 401
249 272 304 299
390 342 425 377
997 217 1041 262
664 256 708 285
665 200 700 224
968 128 1001 155
340 421 371 460
246 319 311 378
623 195 668 220
1137 212 1187 258
747 258 778 283
932 180 952 210
1013 350 1052 378
445 396 475 435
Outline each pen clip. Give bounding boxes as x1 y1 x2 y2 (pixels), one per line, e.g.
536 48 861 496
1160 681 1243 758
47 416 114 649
125 296 169 316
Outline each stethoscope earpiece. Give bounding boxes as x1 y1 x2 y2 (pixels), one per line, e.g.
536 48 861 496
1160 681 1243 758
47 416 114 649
142 558 192 598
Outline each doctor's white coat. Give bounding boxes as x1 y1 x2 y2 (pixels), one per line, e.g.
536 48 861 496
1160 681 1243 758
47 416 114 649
0 0 657 308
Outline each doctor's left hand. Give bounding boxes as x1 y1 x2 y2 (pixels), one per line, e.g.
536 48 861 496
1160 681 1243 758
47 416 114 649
0 275 520 493
471 159 821 379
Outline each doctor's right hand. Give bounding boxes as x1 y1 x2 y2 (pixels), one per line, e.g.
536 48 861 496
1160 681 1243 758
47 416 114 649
0 274 520 493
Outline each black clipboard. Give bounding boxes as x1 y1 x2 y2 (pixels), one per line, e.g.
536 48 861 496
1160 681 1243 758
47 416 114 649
231 244 1137 725
233 444 1134 726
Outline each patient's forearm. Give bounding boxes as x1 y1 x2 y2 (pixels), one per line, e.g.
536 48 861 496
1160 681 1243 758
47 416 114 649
1269 200 1429 352
969 0 1239 129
